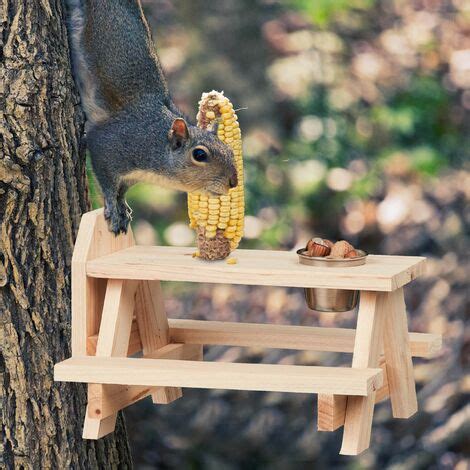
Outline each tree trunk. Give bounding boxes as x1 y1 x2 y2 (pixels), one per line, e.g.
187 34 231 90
0 1 132 468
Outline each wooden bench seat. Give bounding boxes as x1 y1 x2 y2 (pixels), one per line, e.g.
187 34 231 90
55 355 383 396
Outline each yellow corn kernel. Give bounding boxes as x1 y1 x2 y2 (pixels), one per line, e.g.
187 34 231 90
189 91 245 260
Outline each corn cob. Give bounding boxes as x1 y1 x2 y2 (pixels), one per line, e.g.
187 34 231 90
188 91 244 260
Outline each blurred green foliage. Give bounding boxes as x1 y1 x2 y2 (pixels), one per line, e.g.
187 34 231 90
290 0 375 26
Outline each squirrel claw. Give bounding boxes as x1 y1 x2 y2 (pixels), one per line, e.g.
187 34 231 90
104 201 132 235
107 214 131 236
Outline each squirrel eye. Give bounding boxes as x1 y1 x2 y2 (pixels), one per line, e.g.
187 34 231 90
192 147 208 164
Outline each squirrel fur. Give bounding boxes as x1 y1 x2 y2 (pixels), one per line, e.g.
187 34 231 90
65 0 238 234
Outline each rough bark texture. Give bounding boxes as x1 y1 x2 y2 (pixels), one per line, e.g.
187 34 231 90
0 1 132 468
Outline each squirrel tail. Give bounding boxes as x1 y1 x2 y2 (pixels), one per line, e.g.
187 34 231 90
65 0 109 125
65 0 174 127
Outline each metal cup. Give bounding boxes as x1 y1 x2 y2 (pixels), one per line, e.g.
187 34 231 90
296 248 368 312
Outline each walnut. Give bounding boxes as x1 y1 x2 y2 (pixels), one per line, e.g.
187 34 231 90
306 237 332 257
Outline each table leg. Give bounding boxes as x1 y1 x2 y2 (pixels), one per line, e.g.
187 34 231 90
83 279 138 439
340 291 386 455
382 288 417 418
134 280 183 403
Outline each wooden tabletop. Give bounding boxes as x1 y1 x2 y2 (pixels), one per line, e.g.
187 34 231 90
86 246 426 291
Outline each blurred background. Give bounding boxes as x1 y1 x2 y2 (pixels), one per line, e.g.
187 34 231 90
88 0 469 468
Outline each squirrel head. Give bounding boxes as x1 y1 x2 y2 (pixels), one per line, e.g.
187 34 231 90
167 118 238 195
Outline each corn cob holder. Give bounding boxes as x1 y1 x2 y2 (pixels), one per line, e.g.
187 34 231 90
188 91 244 260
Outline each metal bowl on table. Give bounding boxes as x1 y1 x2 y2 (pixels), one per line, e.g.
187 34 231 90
296 249 368 312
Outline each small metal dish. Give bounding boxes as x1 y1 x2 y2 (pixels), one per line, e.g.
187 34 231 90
297 248 368 312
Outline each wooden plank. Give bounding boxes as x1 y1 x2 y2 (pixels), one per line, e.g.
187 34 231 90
340 291 385 455
318 358 389 432
72 208 134 357
87 344 202 419
318 395 347 432
407 332 442 357
87 319 143 356
73 211 135 437
170 319 354 353
134 281 183 404
83 279 137 440
87 319 441 358
55 357 383 396
135 281 170 349
382 288 418 418
86 246 426 292
82 414 116 440
96 279 138 356
168 319 441 358
375 357 390 403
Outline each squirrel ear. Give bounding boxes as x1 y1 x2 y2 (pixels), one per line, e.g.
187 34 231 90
169 118 189 149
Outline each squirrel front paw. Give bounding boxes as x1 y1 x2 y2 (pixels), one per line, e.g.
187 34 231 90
104 200 132 235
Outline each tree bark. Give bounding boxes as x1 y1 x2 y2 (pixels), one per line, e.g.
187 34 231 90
0 1 132 468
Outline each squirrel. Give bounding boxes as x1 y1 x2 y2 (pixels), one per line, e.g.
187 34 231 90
65 0 238 234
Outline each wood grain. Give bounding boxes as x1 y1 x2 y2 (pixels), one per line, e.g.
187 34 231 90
83 279 137 440
87 319 441 358
340 292 385 455
134 280 183 403
87 319 143 356
318 395 347 432
318 357 390 432
375 357 390 404
55 357 383 396
86 246 426 291
382 288 418 418
87 344 202 419
95 280 138 357
167 319 441 357
72 208 134 357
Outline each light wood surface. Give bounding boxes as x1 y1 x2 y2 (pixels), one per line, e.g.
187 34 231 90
83 278 138 439
375 357 390 403
134 280 183 403
167 319 441 358
72 209 135 440
62 210 432 451
382 288 418 418
86 246 426 292
340 292 385 455
87 319 143 356
318 357 390 432
318 395 347 432
87 344 202 419
72 208 134 357
87 319 441 358
96 279 138 357
55 357 383 396
82 413 116 440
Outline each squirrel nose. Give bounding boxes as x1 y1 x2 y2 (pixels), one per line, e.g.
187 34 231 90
229 172 238 188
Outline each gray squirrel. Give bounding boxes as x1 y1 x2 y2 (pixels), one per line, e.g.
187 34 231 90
66 0 238 234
